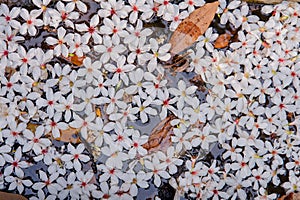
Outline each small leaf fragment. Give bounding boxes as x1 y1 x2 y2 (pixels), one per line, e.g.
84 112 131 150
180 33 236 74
169 1 219 55
55 127 81 143
142 115 176 153
61 54 85 67
214 33 231 49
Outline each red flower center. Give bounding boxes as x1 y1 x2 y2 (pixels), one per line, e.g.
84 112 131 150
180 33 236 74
27 20 33 25
109 168 115 174
188 0 194 5
116 68 122 73
112 28 118 34
163 99 169 106
174 16 179 21
7 82 13 88
110 9 116 15
12 161 18 167
74 154 79 159
163 0 169 5
3 50 9 56
107 47 112 53
255 175 261 180
5 16 10 21
48 100 54 106
51 121 57 127
88 26 95 34
291 71 296 77
61 12 68 21
22 58 28 63
12 131 18 136
133 142 138 148
33 138 39 143
133 5 138 11
81 182 87 187
136 48 141 54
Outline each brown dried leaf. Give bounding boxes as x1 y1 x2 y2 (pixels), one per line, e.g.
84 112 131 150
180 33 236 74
169 1 219 55
55 127 81 143
278 193 300 200
142 115 176 152
0 191 27 200
214 33 231 49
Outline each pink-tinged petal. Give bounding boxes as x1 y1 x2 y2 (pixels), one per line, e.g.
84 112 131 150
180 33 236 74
76 1 87 13
75 23 88 32
46 37 57 45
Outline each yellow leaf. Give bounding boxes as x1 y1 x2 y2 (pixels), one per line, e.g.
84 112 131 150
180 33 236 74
169 1 219 55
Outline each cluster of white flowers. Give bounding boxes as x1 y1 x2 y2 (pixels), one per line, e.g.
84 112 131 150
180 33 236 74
0 0 299 199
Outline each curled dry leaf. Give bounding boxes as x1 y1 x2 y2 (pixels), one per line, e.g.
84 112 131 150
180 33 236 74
169 1 219 55
142 114 176 153
214 33 232 49
190 74 207 92
55 127 81 143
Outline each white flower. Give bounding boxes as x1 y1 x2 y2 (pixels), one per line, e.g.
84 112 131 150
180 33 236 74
98 163 123 185
155 0 174 18
191 125 217 150
93 87 127 115
225 172 251 199
128 130 148 159
3 147 28 177
147 38 171 72
144 154 171 187
69 113 97 140
77 57 101 83
153 88 178 120
32 0 55 26
163 5 189 31
156 146 183 175
127 0 147 23
45 27 71 57
63 0 87 13
2 120 27 146
98 0 130 19
168 79 197 110
75 171 97 199
32 171 61 195
104 55 136 86
61 143 90 171
171 127 194 153
127 36 151 65
94 35 126 64
68 33 90 57
23 125 51 155
249 166 271 190
5 172 32 194
124 19 152 44
179 0 205 13
100 15 128 45
131 95 157 123
75 14 102 44
0 4 21 29
120 171 151 196
56 1 79 29
57 172 80 199
19 8 43 36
